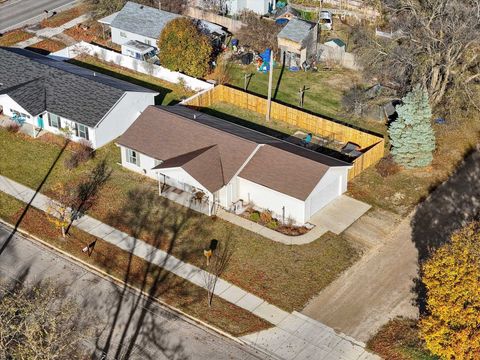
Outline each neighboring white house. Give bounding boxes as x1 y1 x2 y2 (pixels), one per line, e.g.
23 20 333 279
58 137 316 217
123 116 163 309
197 0 275 15
0 47 157 149
117 105 351 224
100 1 228 52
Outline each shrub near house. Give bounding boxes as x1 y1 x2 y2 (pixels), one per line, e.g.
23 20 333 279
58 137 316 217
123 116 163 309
158 18 213 78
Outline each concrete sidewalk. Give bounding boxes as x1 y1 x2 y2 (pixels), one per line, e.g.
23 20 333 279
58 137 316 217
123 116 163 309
0 174 379 360
14 13 90 48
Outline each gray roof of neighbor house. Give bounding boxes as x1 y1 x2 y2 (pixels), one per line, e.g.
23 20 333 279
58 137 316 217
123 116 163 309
117 105 351 199
110 2 227 40
111 1 181 39
278 18 316 44
0 47 156 127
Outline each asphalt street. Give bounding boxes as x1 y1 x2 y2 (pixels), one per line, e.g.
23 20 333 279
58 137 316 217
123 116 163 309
0 224 267 360
0 0 78 32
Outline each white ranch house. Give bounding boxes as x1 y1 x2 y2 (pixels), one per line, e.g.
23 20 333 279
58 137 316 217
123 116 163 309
0 47 156 149
117 106 351 224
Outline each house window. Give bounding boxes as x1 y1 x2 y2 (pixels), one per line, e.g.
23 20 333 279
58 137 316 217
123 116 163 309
126 148 139 166
75 123 89 140
48 113 61 128
120 31 127 38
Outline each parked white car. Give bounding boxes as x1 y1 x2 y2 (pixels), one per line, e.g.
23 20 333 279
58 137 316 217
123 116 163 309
319 10 333 30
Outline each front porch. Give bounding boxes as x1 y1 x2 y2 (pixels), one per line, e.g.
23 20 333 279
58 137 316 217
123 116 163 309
0 115 44 138
158 181 216 216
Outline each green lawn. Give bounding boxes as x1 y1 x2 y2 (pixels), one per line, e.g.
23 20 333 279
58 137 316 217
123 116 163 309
0 129 360 312
226 63 384 134
69 55 194 106
0 29 33 46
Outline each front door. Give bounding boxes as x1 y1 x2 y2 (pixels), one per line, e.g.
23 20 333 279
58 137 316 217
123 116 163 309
37 116 44 129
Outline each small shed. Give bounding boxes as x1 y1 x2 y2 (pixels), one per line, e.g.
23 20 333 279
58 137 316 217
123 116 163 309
324 38 346 51
277 18 318 68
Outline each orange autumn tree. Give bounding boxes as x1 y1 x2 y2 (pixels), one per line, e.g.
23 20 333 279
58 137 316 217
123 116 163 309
158 17 212 78
420 222 480 359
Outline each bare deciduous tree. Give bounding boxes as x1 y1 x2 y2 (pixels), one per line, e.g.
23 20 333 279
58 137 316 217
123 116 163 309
0 281 92 359
203 236 235 307
352 0 480 111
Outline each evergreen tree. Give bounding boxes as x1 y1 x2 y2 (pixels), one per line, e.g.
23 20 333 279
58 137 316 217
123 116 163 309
388 86 435 168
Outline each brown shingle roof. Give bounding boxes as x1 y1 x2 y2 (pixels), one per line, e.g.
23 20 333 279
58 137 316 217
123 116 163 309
117 105 351 199
239 145 330 200
117 106 257 191
153 145 225 192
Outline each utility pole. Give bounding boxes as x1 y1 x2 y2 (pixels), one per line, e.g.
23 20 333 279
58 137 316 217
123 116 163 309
266 50 274 121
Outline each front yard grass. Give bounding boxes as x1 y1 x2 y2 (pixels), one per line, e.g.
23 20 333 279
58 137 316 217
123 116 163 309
0 29 33 46
69 55 194 106
0 191 270 336
27 38 66 54
0 129 360 312
40 4 90 28
367 317 438 360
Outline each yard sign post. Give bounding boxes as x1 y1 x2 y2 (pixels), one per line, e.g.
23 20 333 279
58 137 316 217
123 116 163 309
266 50 274 121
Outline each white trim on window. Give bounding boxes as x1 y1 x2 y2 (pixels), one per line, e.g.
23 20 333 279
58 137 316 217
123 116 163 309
126 148 139 166
49 113 61 128
77 123 89 140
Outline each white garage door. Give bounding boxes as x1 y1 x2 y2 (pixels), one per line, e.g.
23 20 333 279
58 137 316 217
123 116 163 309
309 178 340 217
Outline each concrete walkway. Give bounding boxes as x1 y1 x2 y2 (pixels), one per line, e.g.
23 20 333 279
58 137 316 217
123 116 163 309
218 196 370 246
0 175 379 360
14 13 90 48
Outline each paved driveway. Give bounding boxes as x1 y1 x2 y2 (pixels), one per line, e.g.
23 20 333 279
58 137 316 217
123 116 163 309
309 195 371 234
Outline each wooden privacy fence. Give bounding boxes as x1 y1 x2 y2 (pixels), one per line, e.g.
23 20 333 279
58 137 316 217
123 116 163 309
183 85 385 180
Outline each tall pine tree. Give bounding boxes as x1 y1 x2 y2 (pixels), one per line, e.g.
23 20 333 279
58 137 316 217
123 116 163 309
388 86 435 168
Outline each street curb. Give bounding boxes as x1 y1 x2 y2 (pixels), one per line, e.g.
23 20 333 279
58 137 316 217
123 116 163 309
0 0 81 33
0 218 266 355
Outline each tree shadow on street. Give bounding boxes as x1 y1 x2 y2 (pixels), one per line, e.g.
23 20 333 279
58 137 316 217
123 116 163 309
410 147 480 313
90 186 205 359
